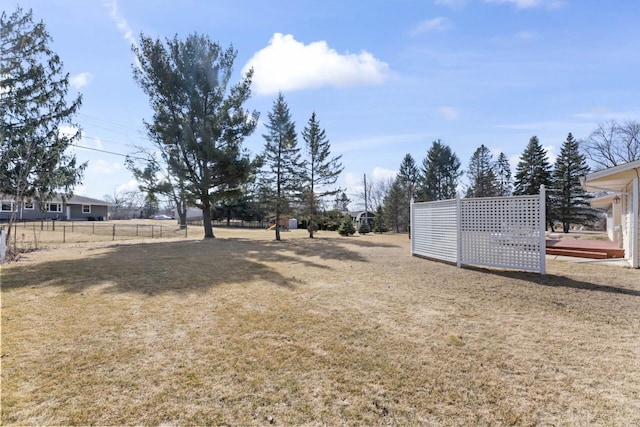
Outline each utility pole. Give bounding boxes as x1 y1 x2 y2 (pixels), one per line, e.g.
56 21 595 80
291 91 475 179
363 173 368 227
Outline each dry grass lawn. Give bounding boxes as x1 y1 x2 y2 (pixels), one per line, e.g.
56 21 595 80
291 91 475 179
1 228 639 425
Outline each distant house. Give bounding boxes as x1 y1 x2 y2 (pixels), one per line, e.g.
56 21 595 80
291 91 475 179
582 159 640 268
0 194 111 221
349 210 375 229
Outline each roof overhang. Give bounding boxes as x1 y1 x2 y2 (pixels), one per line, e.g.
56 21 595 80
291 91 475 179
581 159 640 192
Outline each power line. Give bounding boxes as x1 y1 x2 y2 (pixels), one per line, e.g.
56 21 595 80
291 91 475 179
71 143 148 161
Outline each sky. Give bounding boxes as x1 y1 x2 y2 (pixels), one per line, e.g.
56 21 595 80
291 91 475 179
3 0 640 208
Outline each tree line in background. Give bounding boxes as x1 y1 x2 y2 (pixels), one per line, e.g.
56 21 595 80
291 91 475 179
3 6 640 246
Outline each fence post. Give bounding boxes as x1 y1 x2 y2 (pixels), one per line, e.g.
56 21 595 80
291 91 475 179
456 193 462 268
185 224 188 238
1 228 6 264
112 224 115 241
539 185 546 275
136 224 139 236
160 226 162 238
151 225 154 238
63 225 66 243
93 222 95 234
71 222 74 233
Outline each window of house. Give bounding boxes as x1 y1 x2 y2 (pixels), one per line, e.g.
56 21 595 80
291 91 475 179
46 203 62 213
82 204 91 214
24 201 35 210
1 201 14 212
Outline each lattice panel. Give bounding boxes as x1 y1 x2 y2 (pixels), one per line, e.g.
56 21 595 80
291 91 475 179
411 199 458 263
460 195 543 271
411 192 545 274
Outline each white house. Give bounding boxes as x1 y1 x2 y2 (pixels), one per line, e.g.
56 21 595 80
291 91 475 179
582 159 640 268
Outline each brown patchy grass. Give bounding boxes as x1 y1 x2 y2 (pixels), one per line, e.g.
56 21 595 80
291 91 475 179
1 228 639 425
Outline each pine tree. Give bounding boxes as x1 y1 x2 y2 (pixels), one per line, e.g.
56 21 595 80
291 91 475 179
302 112 343 238
338 215 356 236
513 136 553 229
551 133 596 233
1 7 85 243
358 218 371 234
383 176 408 232
513 136 552 196
133 33 259 238
334 191 350 212
398 153 419 202
495 152 512 196
262 93 304 241
465 144 499 198
417 140 462 201
373 205 388 233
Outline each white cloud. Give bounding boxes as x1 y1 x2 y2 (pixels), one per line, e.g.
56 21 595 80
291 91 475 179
371 166 398 182
410 17 452 36
438 106 460 120
485 0 564 9
117 179 139 193
103 0 138 48
243 33 390 95
543 144 557 164
70 72 94 90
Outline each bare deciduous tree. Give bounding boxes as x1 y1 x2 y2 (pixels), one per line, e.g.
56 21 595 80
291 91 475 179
581 120 640 170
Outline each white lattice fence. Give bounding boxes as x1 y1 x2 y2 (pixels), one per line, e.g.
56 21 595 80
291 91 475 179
411 187 546 274
411 199 458 263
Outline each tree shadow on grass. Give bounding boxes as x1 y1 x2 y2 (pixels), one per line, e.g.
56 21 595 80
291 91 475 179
2 237 369 296
465 265 640 297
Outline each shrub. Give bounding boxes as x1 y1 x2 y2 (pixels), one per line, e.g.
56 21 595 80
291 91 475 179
338 216 356 236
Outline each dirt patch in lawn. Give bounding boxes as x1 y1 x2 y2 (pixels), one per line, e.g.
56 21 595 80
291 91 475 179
1 229 639 425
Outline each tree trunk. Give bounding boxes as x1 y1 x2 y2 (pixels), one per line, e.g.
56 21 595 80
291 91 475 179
202 204 215 238
177 198 187 229
309 217 314 238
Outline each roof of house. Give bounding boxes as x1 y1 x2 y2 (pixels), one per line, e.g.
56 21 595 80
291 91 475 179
1 193 111 206
582 159 640 192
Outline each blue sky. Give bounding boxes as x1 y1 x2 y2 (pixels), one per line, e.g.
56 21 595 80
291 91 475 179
4 0 640 206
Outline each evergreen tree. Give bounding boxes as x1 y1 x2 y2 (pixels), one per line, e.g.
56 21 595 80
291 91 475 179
262 93 304 241
133 33 259 238
551 133 596 233
398 153 419 202
465 144 499 198
334 191 351 212
383 176 408 232
358 218 371 234
373 204 388 233
1 7 85 242
495 152 512 196
513 136 553 229
302 112 343 238
417 140 462 201
338 215 356 236
513 136 552 196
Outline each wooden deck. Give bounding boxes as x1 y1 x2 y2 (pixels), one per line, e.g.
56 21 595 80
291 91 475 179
546 239 625 259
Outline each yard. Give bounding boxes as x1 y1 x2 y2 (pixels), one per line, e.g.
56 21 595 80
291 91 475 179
1 228 639 425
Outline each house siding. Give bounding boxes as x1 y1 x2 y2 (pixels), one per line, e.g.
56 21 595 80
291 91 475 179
0 198 109 222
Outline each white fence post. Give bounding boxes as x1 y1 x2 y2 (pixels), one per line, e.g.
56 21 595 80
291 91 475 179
456 193 462 268
540 184 546 275
1 228 6 264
